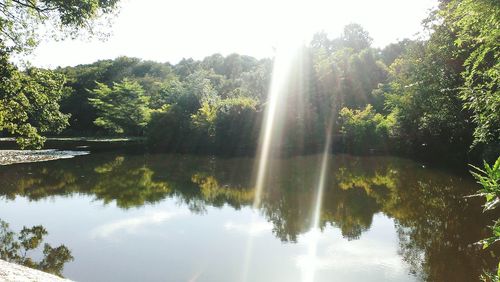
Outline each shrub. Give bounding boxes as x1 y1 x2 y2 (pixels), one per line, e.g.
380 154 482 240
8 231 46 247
470 156 500 281
339 104 395 153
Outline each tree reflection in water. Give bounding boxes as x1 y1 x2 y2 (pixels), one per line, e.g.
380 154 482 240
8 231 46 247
0 153 498 281
0 219 73 277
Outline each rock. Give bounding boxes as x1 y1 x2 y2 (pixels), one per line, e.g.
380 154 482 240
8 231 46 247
0 260 73 282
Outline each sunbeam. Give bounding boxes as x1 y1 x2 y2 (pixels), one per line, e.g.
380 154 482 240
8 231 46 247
240 43 300 282
252 45 298 209
241 2 325 280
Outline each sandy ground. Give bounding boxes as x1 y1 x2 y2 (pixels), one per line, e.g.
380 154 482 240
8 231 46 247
0 150 89 165
0 260 73 282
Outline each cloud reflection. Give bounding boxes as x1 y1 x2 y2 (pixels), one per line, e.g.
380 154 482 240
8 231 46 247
295 229 406 277
224 220 272 237
91 211 185 239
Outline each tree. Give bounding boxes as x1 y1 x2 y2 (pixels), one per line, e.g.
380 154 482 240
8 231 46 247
57 57 175 133
375 0 499 159
89 79 151 136
0 0 121 53
380 28 474 158
442 0 499 145
341 23 373 52
310 27 387 116
0 0 121 147
0 48 69 148
380 39 414 66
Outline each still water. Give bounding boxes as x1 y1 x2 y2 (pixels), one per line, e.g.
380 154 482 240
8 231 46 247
0 151 497 282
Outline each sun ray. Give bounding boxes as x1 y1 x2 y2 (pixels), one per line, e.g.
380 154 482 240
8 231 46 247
240 43 301 281
240 2 321 280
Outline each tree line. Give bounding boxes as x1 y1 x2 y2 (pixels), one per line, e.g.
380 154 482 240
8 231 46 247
0 0 498 162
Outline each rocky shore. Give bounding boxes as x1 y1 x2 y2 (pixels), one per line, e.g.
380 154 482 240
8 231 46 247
0 150 89 166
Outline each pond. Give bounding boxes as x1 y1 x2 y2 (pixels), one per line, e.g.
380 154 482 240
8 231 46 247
0 151 498 282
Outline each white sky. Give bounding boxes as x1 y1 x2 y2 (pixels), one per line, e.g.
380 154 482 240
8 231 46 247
26 0 437 68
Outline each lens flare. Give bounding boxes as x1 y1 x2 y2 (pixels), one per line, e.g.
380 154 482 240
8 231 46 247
241 43 300 281
241 2 318 279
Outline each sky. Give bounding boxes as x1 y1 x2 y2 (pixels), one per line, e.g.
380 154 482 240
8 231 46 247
26 0 437 68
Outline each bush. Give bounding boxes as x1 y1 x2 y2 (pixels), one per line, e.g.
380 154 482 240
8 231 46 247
147 96 259 154
146 105 202 152
213 96 259 154
339 104 395 153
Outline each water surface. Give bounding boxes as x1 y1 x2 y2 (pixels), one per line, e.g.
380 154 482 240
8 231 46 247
0 152 497 281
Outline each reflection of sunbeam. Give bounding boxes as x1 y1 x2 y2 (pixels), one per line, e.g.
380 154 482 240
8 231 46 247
301 114 335 282
299 229 322 282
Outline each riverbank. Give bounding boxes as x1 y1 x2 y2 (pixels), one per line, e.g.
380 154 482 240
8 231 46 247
0 150 89 165
0 260 72 282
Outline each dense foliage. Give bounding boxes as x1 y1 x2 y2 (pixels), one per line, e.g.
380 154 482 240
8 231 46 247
89 79 151 135
339 105 395 153
0 48 69 148
443 0 499 145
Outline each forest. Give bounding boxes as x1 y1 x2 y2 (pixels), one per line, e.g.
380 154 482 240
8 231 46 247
1 0 498 163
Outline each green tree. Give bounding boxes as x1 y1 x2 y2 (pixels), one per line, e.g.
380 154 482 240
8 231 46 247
442 0 499 145
0 49 69 148
310 25 387 115
57 57 175 133
89 79 151 135
0 0 120 53
380 39 414 66
0 0 121 147
213 96 259 154
381 33 473 157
